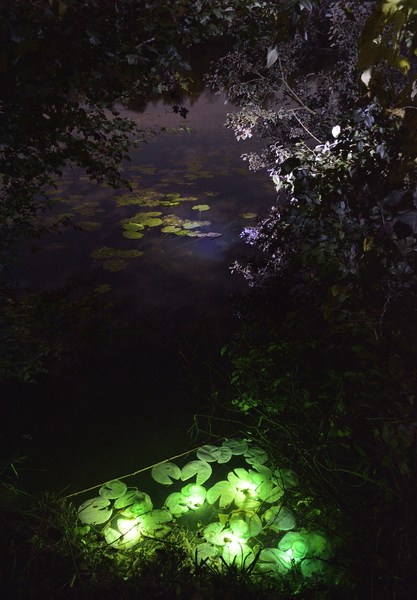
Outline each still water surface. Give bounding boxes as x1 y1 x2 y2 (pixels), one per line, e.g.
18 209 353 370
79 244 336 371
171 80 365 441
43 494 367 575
3 88 275 497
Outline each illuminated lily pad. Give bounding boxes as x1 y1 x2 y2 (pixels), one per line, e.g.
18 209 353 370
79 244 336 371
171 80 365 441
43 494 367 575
192 205 210 211
195 542 220 564
123 231 144 239
206 480 236 508
258 548 292 574
222 438 249 456
244 447 268 465
120 492 153 517
78 497 112 525
203 522 228 545
264 506 296 532
274 469 299 488
196 445 222 463
258 480 284 503
140 509 172 532
165 492 189 516
152 462 181 485
181 460 212 485
99 480 127 499
102 259 129 271
234 489 260 511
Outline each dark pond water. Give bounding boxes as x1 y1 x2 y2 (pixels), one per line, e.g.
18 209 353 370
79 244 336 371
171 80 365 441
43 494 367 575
1 86 276 499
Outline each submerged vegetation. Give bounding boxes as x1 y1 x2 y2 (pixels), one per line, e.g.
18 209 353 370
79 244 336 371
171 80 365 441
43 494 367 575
2 0 417 599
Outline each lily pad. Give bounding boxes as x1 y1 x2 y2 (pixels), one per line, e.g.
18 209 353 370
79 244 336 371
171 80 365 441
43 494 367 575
140 509 172 532
123 223 145 231
222 438 249 456
194 542 220 564
244 447 268 465
181 460 212 485
165 492 189 516
78 497 112 525
196 445 222 463
151 461 181 485
258 480 284 503
102 259 129 271
99 479 127 499
258 548 292 574
123 231 144 239
206 480 236 508
76 221 101 230
264 506 296 532
192 204 210 211
117 492 153 517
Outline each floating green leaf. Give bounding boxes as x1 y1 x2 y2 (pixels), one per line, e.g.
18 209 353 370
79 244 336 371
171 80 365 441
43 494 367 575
123 223 145 231
181 460 212 485
161 225 182 233
206 480 236 508
99 480 127 499
78 497 112 525
165 492 189 515
196 445 222 462
264 506 296 532
151 462 181 485
258 480 284 503
194 542 220 564
102 259 130 271
192 204 210 211
222 438 249 455
244 447 268 465
123 231 144 239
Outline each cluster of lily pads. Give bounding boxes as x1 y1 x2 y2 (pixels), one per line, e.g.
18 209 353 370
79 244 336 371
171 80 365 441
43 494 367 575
77 439 333 579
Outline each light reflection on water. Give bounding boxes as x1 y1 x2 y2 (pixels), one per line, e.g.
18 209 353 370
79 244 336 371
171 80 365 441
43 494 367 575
5 89 276 494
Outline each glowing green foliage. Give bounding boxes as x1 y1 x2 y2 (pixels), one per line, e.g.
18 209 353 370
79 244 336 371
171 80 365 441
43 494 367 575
76 441 333 581
99 479 127 499
206 480 236 508
122 231 144 238
165 492 189 515
78 497 112 525
180 483 207 507
151 462 181 485
140 509 172 533
194 542 220 564
264 506 296 532
196 444 222 462
258 480 284 503
222 438 249 455
181 460 212 484
258 548 293 574
244 446 268 465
